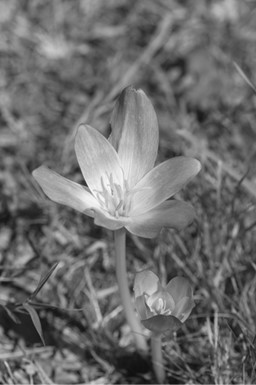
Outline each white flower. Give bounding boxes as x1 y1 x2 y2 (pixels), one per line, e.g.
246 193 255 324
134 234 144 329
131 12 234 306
33 87 201 238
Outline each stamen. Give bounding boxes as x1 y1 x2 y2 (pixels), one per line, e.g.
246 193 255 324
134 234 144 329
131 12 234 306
100 176 109 196
96 193 106 207
108 173 115 195
124 179 129 192
115 200 123 213
94 172 133 217
114 183 123 201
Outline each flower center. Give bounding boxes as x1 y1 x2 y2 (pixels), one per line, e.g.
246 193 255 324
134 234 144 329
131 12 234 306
145 291 174 316
95 173 131 218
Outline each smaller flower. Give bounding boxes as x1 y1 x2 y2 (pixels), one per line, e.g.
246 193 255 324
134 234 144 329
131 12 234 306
134 270 195 334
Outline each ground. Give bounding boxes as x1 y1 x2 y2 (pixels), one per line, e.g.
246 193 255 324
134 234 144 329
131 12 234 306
1 0 256 384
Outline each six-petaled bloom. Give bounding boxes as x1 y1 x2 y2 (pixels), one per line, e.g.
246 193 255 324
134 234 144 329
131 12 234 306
134 270 195 333
32 86 201 238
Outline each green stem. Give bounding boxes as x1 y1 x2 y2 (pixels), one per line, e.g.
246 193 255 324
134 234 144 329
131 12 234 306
151 333 165 384
114 228 147 353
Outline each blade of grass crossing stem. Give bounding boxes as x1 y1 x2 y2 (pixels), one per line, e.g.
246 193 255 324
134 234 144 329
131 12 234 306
29 262 59 301
3 305 21 324
233 62 256 93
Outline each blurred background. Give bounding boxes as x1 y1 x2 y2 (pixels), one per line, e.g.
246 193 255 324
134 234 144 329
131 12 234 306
1 0 256 383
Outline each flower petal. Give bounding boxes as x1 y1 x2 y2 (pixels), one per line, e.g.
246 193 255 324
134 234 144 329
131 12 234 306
126 200 196 238
134 270 160 298
75 124 123 196
166 277 193 305
141 315 182 333
93 209 130 231
109 87 159 188
32 166 99 214
172 296 195 323
130 157 201 215
135 295 155 320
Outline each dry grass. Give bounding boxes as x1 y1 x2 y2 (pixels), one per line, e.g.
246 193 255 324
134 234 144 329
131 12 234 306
1 0 256 383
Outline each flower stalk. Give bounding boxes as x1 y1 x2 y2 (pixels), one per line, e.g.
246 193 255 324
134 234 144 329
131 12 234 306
151 332 165 384
114 228 147 353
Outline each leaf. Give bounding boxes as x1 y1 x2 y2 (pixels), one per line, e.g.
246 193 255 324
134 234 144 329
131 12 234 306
1 304 21 324
29 262 59 301
22 303 45 345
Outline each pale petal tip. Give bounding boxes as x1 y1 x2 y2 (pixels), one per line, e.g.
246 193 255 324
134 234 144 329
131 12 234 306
75 123 86 140
124 85 147 98
133 87 146 96
74 124 94 156
32 168 38 178
189 157 202 176
195 158 202 174
32 165 59 185
32 165 46 180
